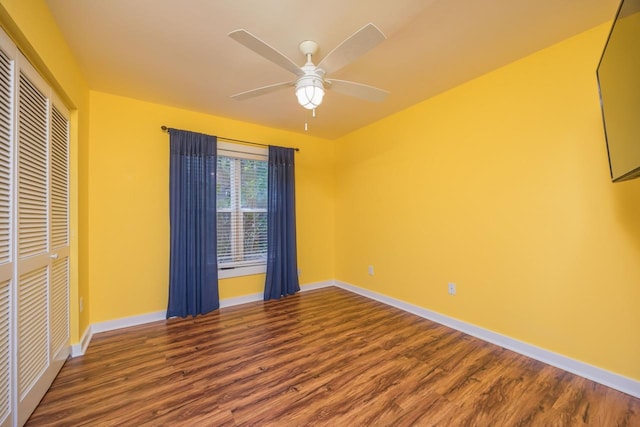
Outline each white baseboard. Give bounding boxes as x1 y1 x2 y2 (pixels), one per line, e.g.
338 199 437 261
67 279 638 399
219 292 263 308
219 279 333 307
71 324 93 357
92 310 167 335
70 280 335 356
71 311 166 357
300 280 334 292
333 280 640 399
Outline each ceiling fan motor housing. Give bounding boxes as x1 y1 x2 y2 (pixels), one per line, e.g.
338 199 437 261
299 40 319 57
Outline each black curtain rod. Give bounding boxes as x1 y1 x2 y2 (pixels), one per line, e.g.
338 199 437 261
160 126 299 152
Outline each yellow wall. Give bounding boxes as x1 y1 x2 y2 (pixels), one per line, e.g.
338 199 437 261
0 0 90 343
88 91 335 323
334 24 640 381
3 0 638 384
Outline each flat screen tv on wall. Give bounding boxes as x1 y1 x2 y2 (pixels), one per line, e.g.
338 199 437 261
597 0 640 182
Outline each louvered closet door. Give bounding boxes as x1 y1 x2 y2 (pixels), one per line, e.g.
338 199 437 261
16 66 50 426
16 59 70 426
0 38 14 427
48 103 69 365
0 28 70 427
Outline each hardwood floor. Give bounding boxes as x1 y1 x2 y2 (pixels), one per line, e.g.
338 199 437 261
27 287 639 426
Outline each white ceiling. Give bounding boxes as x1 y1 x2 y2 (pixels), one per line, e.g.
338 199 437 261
45 0 619 139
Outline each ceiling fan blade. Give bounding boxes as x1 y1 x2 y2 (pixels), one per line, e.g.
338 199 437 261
325 79 389 102
231 81 294 101
228 29 304 77
317 23 386 75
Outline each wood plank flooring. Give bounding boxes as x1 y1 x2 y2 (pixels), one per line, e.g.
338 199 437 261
27 287 640 426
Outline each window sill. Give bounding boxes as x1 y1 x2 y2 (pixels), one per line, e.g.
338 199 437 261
218 264 266 279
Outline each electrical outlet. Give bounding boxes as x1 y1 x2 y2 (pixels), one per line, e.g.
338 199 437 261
368 265 374 276
448 283 456 295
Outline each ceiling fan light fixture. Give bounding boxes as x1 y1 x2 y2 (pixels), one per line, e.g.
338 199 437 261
295 77 324 110
228 24 388 112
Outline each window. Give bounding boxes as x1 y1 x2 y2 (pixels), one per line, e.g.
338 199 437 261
216 142 268 278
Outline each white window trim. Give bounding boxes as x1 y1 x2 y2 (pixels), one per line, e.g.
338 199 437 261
218 264 266 279
217 141 268 279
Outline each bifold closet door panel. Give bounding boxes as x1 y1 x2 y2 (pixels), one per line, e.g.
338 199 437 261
16 68 51 425
16 57 70 426
0 38 14 427
49 104 70 362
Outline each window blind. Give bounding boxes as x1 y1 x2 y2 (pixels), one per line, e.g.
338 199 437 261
216 153 268 268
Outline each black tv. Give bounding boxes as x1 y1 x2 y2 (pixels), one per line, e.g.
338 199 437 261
596 0 640 182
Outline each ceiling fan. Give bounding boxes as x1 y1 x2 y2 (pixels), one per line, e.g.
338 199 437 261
228 23 389 111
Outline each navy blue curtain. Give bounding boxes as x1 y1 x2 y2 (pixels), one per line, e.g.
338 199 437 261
167 129 219 318
264 146 300 300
